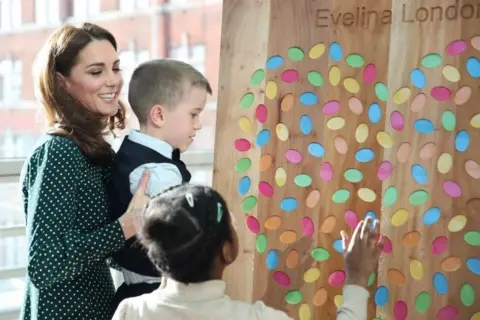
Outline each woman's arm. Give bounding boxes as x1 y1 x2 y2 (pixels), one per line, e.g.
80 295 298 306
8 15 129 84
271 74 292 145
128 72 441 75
24 139 125 289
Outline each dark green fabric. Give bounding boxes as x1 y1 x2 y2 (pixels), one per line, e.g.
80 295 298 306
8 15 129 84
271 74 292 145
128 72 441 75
20 135 125 320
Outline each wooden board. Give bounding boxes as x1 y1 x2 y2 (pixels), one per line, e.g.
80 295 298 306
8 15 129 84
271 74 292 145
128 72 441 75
213 0 480 319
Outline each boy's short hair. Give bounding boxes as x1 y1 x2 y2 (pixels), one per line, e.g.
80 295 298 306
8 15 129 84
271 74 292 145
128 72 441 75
128 59 212 124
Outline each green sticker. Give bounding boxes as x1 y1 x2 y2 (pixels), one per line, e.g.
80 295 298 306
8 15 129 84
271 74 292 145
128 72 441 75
460 283 475 306
384 186 398 207
442 110 456 132
415 291 431 313
217 202 223 222
344 169 363 183
307 71 323 87
250 69 265 87
294 174 312 187
241 196 257 212
375 82 389 102
235 158 251 172
256 234 267 253
287 47 304 61
368 272 376 287
311 248 330 261
464 231 480 246
409 190 429 206
422 53 442 68
332 189 350 204
285 290 303 304
239 93 255 109
346 54 365 68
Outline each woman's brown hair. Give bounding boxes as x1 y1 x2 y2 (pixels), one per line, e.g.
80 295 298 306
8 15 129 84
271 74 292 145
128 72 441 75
34 22 126 165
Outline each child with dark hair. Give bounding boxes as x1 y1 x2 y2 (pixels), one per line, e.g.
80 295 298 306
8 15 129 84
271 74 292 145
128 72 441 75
112 184 384 320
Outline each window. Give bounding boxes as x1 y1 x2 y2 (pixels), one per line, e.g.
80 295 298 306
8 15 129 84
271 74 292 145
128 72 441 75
119 48 150 96
118 0 150 11
35 0 59 25
169 33 206 75
0 59 22 105
0 0 21 30
73 0 100 19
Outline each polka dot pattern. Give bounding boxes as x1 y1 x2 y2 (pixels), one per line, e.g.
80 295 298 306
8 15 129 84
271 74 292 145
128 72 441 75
21 135 125 320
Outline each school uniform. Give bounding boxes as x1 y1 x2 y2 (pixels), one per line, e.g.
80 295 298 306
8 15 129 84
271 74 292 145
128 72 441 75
109 130 191 311
112 278 370 320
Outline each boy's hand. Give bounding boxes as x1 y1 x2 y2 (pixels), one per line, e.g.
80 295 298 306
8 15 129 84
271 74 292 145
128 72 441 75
341 216 384 288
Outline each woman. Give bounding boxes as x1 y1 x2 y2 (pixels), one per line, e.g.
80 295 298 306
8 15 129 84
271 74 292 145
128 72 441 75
19 23 149 320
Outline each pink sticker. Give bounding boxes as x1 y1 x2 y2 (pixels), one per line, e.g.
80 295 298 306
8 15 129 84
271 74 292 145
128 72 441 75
377 161 393 181
234 139 251 152
432 236 449 255
285 149 303 164
323 100 340 115
246 216 260 233
394 301 408 320
320 162 333 181
258 181 274 197
281 69 299 83
328 270 346 286
363 63 376 84
273 271 291 287
443 181 462 198
437 306 458 320
431 86 452 102
377 235 392 253
344 210 359 229
390 111 404 131
301 217 315 236
256 104 267 123
446 40 468 56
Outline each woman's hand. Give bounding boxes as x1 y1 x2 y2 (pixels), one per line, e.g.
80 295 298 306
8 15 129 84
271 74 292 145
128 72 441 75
119 170 150 239
341 216 384 288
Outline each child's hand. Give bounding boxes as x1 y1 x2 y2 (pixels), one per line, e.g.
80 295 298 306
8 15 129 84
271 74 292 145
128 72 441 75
340 216 384 288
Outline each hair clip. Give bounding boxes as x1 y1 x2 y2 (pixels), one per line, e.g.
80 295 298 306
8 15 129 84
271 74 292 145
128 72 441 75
217 202 223 223
185 192 194 208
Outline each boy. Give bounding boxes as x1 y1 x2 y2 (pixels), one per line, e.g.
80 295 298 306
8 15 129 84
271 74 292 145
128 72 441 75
109 59 212 309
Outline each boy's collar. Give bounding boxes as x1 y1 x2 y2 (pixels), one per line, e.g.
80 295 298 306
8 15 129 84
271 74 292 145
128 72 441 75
128 130 174 159
157 277 226 302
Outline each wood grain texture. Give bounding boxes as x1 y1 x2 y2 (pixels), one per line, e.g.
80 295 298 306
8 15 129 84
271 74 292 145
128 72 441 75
214 0 480 319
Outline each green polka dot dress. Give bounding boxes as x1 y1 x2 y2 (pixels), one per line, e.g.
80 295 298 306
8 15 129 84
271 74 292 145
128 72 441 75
19 135 125 320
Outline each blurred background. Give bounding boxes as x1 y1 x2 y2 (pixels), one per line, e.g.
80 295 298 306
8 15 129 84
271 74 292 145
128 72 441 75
0 0 222 318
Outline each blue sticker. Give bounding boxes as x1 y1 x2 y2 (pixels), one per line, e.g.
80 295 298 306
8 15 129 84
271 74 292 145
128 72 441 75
299 92 318 106
455 130 470 152
422 207 441 225
266 55 284 70
365 211 377 231
280 197 298 212
333 239 343 253
256 129 270 147
308 143 325 158
300 115 312 135
466 57 480 78
411 68 426 88
238 176 251 195
466 257 480 275
374 286 389 307
433 272 448 295
368 103 382 124
355 149 375 163
329 42 343 62
266 250 279 270
414 119 434 134
411 164 428 185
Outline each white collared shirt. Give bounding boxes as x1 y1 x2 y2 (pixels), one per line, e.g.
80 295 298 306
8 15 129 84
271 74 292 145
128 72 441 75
119 130 184 285
112 278 369 320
